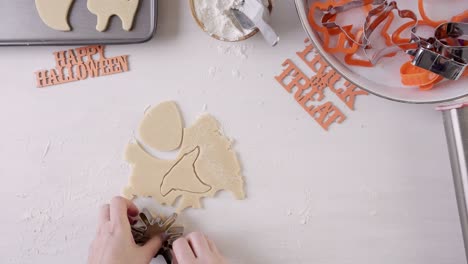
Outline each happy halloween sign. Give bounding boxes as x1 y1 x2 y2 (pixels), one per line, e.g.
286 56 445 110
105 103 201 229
35 45 129 88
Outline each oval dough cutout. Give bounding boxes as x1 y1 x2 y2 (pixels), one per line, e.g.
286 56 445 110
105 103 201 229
139 102 184 152
35 0 74 31
87 0 140 31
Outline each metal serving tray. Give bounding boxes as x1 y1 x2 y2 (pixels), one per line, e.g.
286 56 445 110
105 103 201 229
0 0 157 46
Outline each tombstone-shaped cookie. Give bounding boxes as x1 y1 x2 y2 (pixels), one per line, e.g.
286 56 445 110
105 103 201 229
35 0 74 31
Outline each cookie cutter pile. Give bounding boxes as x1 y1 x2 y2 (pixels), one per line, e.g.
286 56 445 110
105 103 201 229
309 0 468 90
408 22 468 80
131 209 184 263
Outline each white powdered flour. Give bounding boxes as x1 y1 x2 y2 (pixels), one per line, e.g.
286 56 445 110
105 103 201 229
193 0 254 41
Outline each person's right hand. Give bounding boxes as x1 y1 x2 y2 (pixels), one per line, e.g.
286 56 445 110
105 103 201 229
172 232 227 264
87 197 162 264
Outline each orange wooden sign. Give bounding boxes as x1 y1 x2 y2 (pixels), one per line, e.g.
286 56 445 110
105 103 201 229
275 39 368 131
35 45 129 88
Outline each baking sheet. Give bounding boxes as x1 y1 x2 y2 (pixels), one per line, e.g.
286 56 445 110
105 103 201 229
0 0 157 45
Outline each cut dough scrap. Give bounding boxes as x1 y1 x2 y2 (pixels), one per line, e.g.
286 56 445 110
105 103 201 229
161 147 212 197
139 102 184 152
123 143 173 203
35 0 74 31
87 0 140 31
124 113 245 212
178 115 245 201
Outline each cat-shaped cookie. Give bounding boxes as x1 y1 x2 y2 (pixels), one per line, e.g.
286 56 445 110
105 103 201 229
87 0 140 31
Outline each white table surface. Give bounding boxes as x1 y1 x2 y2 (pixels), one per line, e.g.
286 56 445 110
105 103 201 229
0 1 466 263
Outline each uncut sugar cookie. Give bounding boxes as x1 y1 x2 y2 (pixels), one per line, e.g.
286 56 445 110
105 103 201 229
35 0 74 31
87 0 140 32
138 101 184 152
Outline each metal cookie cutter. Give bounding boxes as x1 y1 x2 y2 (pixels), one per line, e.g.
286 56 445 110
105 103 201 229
362 1 417 46
408 22 468 80
321 0 385 46
434 22 468 63
409 47 467 80
131 209 184 263
363 1 418 64
320 0 418 64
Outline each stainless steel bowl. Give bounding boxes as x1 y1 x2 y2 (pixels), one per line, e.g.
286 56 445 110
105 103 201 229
294 0 468 104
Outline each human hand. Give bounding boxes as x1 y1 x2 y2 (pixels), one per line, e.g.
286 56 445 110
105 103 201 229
172 232 227 264
87 196 162 264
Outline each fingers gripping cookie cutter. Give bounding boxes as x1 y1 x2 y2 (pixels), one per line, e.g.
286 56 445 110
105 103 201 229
408 22 468 80
131 209 184 263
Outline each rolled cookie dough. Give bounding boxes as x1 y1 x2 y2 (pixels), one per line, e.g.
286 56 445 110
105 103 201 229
161 147 212 197
139 101 183 152
124 103 245 212
35 0 74 31
87 0 140 31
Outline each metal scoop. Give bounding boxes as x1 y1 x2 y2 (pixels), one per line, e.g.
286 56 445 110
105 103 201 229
231 0 279 46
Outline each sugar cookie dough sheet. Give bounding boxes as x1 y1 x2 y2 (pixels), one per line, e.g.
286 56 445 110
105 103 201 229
124 102 246 212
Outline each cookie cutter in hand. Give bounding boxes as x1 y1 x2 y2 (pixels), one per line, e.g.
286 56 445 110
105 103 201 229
408 22 468 80
320 0 418 64
131 209 184 263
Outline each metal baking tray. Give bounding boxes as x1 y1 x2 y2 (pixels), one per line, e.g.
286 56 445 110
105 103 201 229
0 0 157 46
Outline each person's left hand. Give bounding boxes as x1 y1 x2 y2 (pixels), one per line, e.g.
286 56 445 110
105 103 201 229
87 196 162 264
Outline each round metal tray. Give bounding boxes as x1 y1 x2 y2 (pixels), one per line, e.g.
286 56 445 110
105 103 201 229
295 0 468 104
